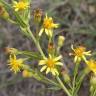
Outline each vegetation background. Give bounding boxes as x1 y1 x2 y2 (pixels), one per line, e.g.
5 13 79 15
0 0 96 96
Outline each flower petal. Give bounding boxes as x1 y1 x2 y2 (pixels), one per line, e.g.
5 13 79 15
54 68 59 75
54 55 62 61
46 67 50 74
39 28 44 36
82 55 87 62
84 51 91 56
55 62 63 66
74 56 78 63
40 66 47 72
54 24 59 28
45 13 48 19
48 30 53 37
39 60 46 65
51 69 56 76
49 54 52 59
45 29 49 35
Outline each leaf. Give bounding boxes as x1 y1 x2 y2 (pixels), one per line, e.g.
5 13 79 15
17 51 42 60
47 86 61 91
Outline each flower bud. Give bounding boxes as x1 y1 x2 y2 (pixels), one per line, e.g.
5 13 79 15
58 36 65 48
22 70 33 78
33 8 43 23
5 47 18 54
0 4 9 19
61 70 70 83
48 43 55 53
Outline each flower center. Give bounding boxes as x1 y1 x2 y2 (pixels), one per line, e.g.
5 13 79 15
47 59 55 68
11 59 21 68
74 46 86 57
43 18 53 29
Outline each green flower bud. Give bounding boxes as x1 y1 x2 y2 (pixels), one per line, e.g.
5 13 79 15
58 36 65 48
33 8 43 23
62 70 70 83
5 47 18 54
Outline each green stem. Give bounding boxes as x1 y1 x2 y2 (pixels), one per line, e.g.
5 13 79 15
72 63 79 95
93 90 96 96
91 88 96 96
73 67 90 96
8 18 17 24
56 76 72 96
23 65 60 87
26 27 45 58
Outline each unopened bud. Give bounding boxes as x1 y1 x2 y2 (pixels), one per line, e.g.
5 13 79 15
33 8 43 23
22 70 33 78
5 47 18 54
0 4 9 19
58 36 65 47
48 43 54 50
61 70 70 83
48 43 55 53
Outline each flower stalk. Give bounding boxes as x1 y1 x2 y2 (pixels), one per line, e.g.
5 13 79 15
56 76 72 96
26 27 46 58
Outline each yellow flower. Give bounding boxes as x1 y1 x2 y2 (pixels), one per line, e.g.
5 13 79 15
39 14 59 37
39 54 63 76
8 54 23 74
22 70 32 78
86 59 96 74
71 45 91 63
13 1 29 11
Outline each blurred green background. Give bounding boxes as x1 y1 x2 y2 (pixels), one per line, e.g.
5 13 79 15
0 0 96 96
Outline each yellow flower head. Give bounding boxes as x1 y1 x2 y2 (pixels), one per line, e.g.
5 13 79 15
8 54 23 74
70 45 91 63
86 59 96 74
39 14 59 37
39 54 63 76
13 1 29 11
22 70 32 78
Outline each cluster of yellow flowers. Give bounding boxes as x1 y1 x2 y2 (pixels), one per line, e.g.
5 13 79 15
1 0 96 95
2 0 95 77
4 0 64 76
